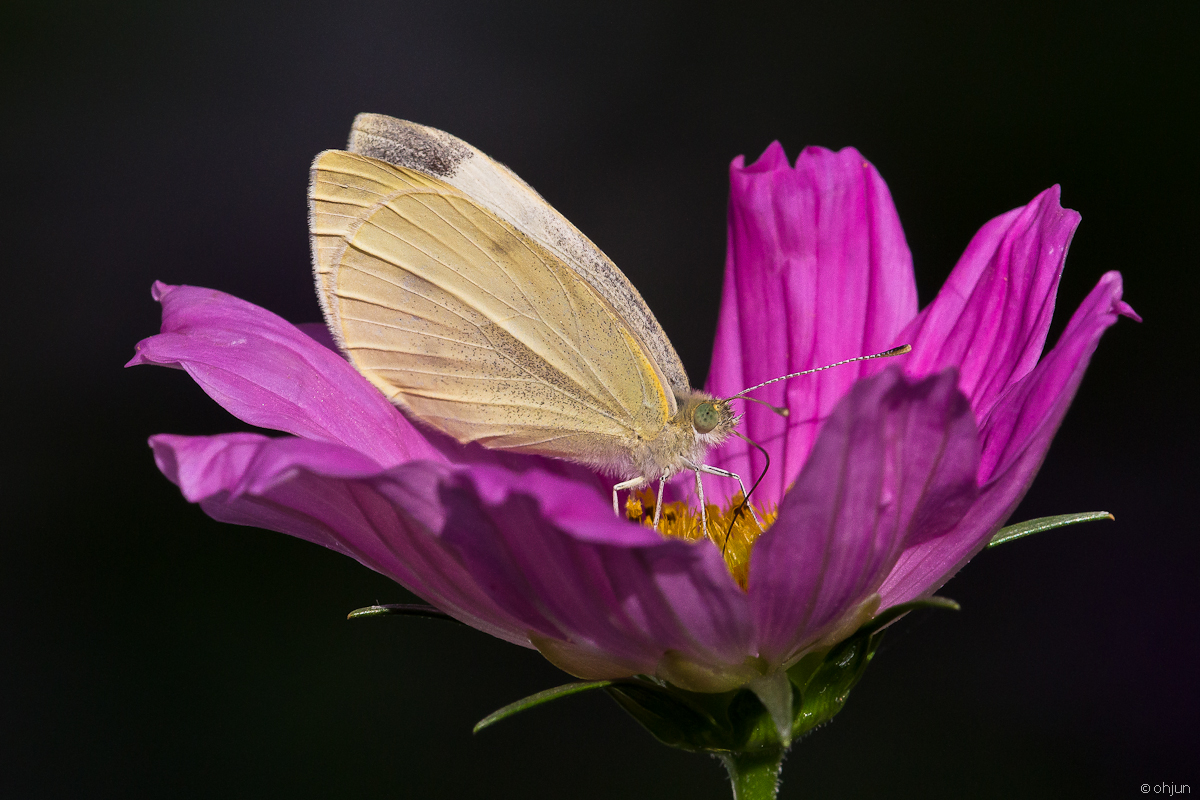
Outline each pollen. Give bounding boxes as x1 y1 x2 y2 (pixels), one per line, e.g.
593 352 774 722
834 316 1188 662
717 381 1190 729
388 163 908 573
625 488 777 591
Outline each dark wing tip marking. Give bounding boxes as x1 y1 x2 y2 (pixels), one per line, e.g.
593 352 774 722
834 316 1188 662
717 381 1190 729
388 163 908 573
349 114 471 179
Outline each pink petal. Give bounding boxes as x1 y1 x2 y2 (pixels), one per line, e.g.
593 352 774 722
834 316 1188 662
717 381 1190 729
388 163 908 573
878 271 1139 607
750 368 979 664
877 186 1079 422
295 322 340 352
428 466 754 679
150 432 755 681
151 432 545 647
706 143 919 506
129 283 441 467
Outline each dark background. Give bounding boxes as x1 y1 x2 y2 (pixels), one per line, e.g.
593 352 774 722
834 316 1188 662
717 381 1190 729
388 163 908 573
4 2 1197 798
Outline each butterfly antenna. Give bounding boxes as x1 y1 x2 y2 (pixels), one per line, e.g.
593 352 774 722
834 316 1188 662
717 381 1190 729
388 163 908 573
722 431 771 556
732 345 911 398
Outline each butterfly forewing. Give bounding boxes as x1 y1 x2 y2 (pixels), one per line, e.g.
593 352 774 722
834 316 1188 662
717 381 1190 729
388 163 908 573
310 150 674 466
347 113 693 402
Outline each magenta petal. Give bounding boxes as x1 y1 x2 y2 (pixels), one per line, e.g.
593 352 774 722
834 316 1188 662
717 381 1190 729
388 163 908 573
878 271 1139 607
151 432 382 502
706 143 919 506
295 321 340 352
151 431 543 647
128 283 442 467
750 368 979 664
426 467 754 676
880 187 1079 422
151 432 754 677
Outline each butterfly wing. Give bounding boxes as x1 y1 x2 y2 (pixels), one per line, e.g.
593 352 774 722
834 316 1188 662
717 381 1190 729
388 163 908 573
344 113 693 401
310 150 674 469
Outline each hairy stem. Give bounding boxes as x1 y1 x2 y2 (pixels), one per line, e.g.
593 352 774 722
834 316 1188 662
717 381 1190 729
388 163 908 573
719 749 785 800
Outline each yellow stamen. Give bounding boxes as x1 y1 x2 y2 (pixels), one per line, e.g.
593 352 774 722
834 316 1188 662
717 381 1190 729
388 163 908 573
624 494 644 520
626 488 777 591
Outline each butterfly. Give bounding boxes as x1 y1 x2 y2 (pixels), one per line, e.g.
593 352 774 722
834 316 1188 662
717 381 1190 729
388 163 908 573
308 114 907 534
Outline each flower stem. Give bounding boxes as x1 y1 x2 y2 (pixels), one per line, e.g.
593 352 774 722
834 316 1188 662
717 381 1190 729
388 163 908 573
719 749 785 800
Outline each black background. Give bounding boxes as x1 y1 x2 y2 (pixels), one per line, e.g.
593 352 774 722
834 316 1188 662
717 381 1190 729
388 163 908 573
4 2 1197 798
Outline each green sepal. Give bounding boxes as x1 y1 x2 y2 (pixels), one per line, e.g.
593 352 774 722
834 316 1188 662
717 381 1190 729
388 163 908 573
604 677 768 753
988 511 1113 548
473 681 612 734
785 626 880 736
783 596 959 738
346 603 461 622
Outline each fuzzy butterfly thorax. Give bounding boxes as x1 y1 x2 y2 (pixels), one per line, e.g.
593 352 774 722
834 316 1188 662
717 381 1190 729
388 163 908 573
619 390 739 481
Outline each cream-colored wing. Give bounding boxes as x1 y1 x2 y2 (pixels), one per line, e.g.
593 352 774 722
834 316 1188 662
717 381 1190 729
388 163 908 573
344 113 693 401
309 152 415 334
310 150 674 468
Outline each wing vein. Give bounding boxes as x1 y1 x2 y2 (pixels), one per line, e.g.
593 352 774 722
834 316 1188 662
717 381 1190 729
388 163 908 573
535 248 634 414
345 216 637 423
339 315 488 348
403 191 548 327
405 190 639 417
351 220 526 318
339 287 627 427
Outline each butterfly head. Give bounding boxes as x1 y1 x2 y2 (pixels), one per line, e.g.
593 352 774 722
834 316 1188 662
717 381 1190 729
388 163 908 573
682 393 738 445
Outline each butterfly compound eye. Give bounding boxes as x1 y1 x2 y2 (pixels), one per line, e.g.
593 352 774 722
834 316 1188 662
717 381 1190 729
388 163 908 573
693 402 720 434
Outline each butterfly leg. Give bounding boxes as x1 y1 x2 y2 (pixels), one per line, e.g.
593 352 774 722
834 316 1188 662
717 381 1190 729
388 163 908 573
693 468 710 540
680 459 712 539
652 474 667 530
695 464 765 531
612 476 648 516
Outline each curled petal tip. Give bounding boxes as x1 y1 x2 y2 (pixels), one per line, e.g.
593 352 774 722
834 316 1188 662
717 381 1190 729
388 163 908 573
150 280 175 301
1117 300 1141 322
1099 270 1140 321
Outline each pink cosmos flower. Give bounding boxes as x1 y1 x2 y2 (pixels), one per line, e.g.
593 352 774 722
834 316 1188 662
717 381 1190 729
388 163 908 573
130 142 1137 701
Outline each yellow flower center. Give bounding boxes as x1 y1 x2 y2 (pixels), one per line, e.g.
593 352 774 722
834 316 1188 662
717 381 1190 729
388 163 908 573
625 488 777 591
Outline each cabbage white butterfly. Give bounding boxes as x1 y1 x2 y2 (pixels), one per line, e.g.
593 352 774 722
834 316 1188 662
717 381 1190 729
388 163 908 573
309 114 907 534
